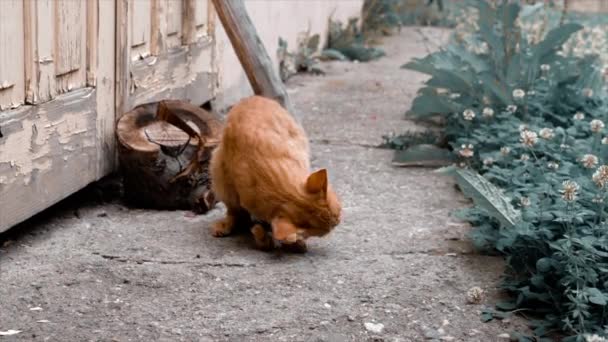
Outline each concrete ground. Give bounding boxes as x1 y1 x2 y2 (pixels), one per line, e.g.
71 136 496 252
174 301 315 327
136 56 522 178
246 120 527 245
0 28 526 342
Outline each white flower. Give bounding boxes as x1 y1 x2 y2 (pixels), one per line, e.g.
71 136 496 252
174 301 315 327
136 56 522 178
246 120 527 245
540 64 551 72
520 197 531 207
539 128 554 140
582 88 594 98
591 119 605 133
520 154 530 161
574 112 585 120
482 107 494 118
462 109 475 121
520 130 538 147
519 124 529 132
547 161 559 170
585 334 608 342
465 286 484 304
512 89 526 100
593 165 608 188
561 180 580 202
450 93 461 99
506 105 518 113
581 154 599 168
500 147 511 156
459 144 474 158
483 157 494 166
602 137 608 145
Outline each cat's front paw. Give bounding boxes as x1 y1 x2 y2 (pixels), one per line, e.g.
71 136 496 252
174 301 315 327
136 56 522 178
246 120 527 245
211 218 233 237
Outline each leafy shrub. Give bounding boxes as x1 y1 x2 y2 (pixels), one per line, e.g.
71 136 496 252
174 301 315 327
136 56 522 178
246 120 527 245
400 1 608 340
278 32 324 82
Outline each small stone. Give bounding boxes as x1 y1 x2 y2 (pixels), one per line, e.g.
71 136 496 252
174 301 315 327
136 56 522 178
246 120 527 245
347 315 355 322
442 319 449 326
320 321 330 326
364 322 384 334
337 280 344 285
497 333 510 340
422 328 440 340
324 303 331 309
437 328 445 335
469 329 480 336
440 336 455 341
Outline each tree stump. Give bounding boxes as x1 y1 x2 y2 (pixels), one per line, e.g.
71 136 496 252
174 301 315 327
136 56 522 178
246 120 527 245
116 100 222 213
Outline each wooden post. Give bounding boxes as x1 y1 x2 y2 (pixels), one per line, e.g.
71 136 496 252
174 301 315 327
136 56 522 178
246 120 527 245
210 0 297 120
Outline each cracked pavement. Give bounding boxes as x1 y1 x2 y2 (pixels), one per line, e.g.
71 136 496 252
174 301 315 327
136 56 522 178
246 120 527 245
0 28 527 341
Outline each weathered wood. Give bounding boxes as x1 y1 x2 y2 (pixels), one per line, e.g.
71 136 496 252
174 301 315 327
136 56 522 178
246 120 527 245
0 0 25 110
0 89 99 233
182 0 197 45
24 0 57 104
166 0 183 48
0 0 116 233
128 39 215 109
130 0 152 60
55 0 87 93
96 0 117 176
210 0 297 119
117 0 216 117
195 0 209 37
116 100 222 212
150 0 166 55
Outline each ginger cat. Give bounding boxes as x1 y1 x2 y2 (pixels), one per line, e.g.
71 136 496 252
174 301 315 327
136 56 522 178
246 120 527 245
209 96 341 251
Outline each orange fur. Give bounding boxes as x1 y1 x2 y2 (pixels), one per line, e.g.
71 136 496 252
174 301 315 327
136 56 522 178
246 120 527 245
209 96 341 251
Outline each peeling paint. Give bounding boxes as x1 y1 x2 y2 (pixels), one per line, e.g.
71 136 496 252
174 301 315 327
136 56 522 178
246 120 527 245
0 88 96 185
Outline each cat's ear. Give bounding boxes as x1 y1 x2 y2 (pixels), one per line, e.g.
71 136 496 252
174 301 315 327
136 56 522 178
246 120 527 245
305 169 328 194
271 217 298 243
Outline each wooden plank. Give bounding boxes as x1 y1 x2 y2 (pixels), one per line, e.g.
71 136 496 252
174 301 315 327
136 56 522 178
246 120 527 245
24 0 56 104
116 0 130 116
128 39 215 109
0 89 99 232
0 0 25 110
55 0 87 93
86 0 98 86
166 0 183 48
210 0 296 119
151 0 168 55
182 0 197 44
96 0 116 176
130 0 151 60
195 0 209 37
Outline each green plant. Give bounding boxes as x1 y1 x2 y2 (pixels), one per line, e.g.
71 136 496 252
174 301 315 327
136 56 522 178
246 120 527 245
323 17 386 62
397 1 608 340
278 31 325 82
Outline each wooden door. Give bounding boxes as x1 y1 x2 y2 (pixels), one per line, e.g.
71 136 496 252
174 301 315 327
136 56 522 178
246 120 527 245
0 0 116 232
116 0 216 113
0 0 217 232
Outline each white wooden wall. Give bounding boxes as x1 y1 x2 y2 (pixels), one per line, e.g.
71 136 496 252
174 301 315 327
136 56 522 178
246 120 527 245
0 0 215 232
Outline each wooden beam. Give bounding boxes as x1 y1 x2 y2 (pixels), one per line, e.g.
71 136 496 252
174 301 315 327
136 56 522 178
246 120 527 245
210 0 297 120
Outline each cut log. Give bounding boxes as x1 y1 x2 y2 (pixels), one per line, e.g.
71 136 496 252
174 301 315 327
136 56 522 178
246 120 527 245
116 100 222 213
